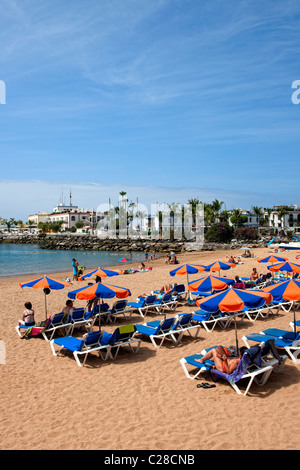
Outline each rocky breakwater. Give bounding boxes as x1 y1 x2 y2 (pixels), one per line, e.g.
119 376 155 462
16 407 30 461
1 233 270 252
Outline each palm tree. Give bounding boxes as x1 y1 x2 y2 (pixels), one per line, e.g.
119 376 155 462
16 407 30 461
230 209 245 228
2 218 16 232
204 203 214 228
188 198 200 230
252 206 263 230
219 210 230 223
27 219 35 233
277 207 288 230
211 199 224 223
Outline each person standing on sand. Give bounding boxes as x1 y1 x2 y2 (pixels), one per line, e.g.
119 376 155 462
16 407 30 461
72 258 78 281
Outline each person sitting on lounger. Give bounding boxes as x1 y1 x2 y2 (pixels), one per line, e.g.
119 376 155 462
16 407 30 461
62 299 74 314
233 276 245 289
159 284 174 294
19 302 35 326
250 268 259 282
197 345 247 374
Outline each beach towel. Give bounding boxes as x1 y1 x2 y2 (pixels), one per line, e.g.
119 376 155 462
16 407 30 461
210 351 253 385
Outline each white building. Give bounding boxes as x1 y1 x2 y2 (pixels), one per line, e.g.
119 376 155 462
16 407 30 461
263 205 300 231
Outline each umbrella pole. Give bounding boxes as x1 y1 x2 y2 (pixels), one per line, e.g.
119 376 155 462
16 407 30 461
98 299 101 330
186 273 191 300
44 292 47 320
293 302 297 339
234 314 239 356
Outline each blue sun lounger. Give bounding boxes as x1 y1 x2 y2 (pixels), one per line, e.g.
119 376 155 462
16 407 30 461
242 328 300 364
135 316 176 348
180 347 273 395
127 295 157 318
191 309 233 332
154 292 178 314
170 313 201 343
50 325 141 366
16 311 72 341
50 330 106 367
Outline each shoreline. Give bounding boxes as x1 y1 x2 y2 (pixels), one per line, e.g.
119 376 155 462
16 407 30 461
0 250 201 283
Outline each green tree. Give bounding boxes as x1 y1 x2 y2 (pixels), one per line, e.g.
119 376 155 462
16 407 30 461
230 209 247 227
2 218 16 232
252 206 263 229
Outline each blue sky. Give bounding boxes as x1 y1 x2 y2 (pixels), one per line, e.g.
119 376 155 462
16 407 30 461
1 0 300 220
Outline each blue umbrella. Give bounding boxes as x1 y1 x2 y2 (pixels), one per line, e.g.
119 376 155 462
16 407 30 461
68 282 131 301
196 288 272 352
20 275 72 319
169 263 204 277
80 267 119 281
188 275 235 294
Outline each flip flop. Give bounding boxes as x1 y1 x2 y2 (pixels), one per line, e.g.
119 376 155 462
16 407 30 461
197 383 216 389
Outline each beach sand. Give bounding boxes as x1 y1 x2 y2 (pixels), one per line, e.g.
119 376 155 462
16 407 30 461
1 246 300 450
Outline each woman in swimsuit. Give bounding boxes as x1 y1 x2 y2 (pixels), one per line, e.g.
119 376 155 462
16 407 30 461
19 302 35 327
197 345 247 374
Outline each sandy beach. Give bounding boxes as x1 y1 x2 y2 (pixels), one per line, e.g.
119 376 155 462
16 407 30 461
1 246 300 450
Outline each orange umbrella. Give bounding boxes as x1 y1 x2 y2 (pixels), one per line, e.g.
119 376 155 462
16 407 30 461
68 282 131 301
267 261 300 273
188 275 235 293
79 267 119 281
202 260 236 276
264 279 300 336
20 275 72 319
196 288 272 352
257 255 287 263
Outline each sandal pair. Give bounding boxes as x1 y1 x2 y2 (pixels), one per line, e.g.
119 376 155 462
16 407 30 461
197 382 216 389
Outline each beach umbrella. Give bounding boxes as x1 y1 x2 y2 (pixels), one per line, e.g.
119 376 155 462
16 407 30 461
169 263 206 290
267 261 300 273
263 279 300 338
188 275 235 294
203 260 236 276
118 257 129 262
196 288 272 353
257 255 288 264
68 282 131 328
240 247 252 251
295 254 300 259
20 275 72 319
68 282 131 301
79 267 120 281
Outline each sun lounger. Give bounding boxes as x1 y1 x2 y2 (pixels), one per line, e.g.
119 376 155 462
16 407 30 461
40 312 72 341
135 317 177 348
50 330 105 367
127 295 157 318
68 307 95 334
290 319 300 330
154 292 178 314
242 303 274 322
50 325 141 366
106 300 132 322
16 312 72 341
169 313 201 343
191 309 233 332
101 324 141 359
242 328 300 364
180 346 273 395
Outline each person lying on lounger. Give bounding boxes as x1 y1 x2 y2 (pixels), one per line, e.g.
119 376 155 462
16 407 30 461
197 345 247 374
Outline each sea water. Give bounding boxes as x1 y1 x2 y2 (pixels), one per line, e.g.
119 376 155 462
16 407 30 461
0 244 145 278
